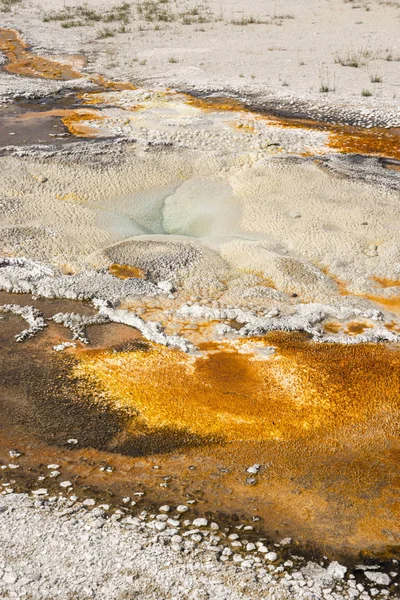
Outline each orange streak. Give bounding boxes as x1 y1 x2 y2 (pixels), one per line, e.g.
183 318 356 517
185 95 400 161
0 28 82 80
109 263 146 280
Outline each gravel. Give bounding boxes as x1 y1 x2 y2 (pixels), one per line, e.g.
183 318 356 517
0 493 396 599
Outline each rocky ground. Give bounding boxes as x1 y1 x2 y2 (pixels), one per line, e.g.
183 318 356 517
0 491 398 600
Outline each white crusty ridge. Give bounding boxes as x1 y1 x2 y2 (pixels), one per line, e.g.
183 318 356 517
178 302 400 345
93 300 196 354
0 304 47 342
51 312 111 344
0 257 164 303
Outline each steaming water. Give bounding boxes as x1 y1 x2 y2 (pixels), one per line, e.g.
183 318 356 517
94 177 242 242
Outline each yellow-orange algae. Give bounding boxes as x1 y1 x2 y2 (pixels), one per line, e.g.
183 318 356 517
70 332 400 554
345 321 373 335
324 321 342 334
373 276 400 288
74 333 400 442
109 263 146 280
185 94 400 161
260 114 400 161
60 110 104 137
1 27 399 161
0 28 82 80
15 108 103 137
321 266 400 315
89 74 136 91
365 293 400 315
186 96 246 113
384 321 400 333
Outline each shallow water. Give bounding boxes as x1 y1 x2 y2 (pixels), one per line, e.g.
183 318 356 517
1 295 400 560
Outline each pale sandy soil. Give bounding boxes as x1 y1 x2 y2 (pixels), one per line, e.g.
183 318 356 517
0 0 399 122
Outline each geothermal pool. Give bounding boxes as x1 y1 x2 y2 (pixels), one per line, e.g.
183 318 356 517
1 26 400 591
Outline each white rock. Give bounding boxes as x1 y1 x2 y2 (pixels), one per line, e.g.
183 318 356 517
176 505 189 513
364 571 391 585
33 174 48 184
327 561 347 580
246 464 261 474
280 537 292 546
246 543 256 551
59 481 72 488
171 535 182 543
32 489 48 496
241 560 253 568
67 439 78 445
3 572 17 584
9 450 21 458
157 280 173 293
192 518 208 527
167 518 180 527
159 505 170 513
265 552 278 562
171 544 181 552
156 514 168 521
83 499 96 507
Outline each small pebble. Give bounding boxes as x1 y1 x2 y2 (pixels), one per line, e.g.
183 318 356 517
265 552 278 562
9 450 21 458
83 499 96 507
246 464 261 474
32 489 48 496
192 518 208 527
